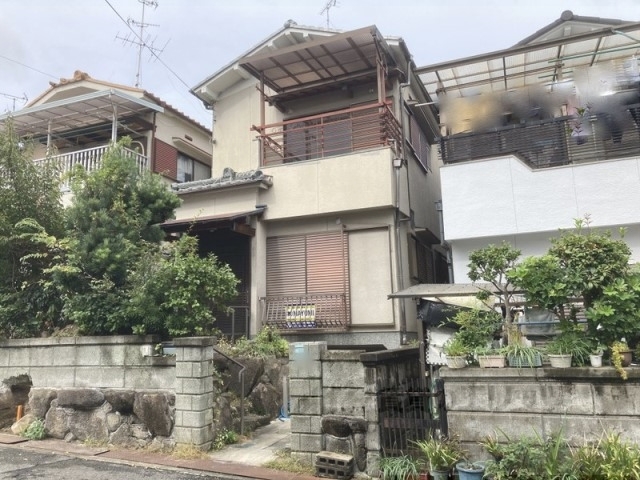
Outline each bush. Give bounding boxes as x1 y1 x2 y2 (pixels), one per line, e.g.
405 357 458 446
22 418 46 440
217 326 288 358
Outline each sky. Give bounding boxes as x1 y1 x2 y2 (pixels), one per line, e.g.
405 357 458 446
2 1 640 127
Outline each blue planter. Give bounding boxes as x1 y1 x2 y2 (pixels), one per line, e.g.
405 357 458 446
456 461 485 480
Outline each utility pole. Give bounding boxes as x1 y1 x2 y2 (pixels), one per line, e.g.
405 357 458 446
116 0 167 88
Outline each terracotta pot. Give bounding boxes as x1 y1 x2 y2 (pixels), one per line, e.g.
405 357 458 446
621 350 632 367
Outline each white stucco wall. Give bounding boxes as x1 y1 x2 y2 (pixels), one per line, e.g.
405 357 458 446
441 155 640 241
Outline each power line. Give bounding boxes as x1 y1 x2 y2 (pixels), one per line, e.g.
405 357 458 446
103 0 190 90
0 54 57 80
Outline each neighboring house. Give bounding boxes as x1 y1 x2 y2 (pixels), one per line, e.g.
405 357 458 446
0 70 212 195
172 23 446 346
416 10 640 281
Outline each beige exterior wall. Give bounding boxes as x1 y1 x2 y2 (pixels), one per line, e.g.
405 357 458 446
154 110 212 165
174 187 262 221
260 148 396 220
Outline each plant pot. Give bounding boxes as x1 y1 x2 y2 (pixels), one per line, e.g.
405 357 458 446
456 462 486 480
478 355 506 368
430 469 450 480
620 350 632 367
446 355 467 369
589 354 603 367
548 354 572 368
507 352 542 368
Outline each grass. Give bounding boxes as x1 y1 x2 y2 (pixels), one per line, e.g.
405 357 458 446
172 443 210 460
263 448 314 475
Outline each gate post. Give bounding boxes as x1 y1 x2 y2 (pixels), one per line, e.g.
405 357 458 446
289 341 327 465
173 336 216 450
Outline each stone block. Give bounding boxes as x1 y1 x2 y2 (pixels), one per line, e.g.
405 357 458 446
29 367 75 387
75 367 124 388
181 410 211 429
593 384 640 415
52 347 76 366
322 360 365 388
181 377 213 395
290 396 322 416
291 415 312 433
365 423 380 451
75 346 101 366
174 394 191 411
290 379 313 397
124 367 175 390
99 345 126 366
28 347 54 367
190 360 213 378
57 388 105 409
8 348 30 367
363 395 378 422
290 342 327 361
291 432 323 452
173 426 191 444
191 394 214 411
289 359 322 379
448 411 544 443
322 388 365 416
366 451 382 478
175 362 192 379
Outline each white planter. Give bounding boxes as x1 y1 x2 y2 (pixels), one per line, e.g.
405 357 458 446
548 354 572 368
446 355 467 369
478 355 506 368
589 354 603 367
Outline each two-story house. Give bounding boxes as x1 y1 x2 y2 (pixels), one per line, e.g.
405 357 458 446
0 70 212 195
416 11 640 281
167 23 446 346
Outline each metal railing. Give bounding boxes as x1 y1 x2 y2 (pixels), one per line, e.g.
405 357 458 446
254 102 402 166
34 145 148 189
261 293 350 332
440 110 640 168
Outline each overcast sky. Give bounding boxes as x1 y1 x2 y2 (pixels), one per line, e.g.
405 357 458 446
2 1 639 126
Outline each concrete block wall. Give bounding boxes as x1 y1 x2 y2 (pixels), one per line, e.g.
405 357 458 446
173 337 216 450
440 367 640 457
0 336 174 389
289 342 381 476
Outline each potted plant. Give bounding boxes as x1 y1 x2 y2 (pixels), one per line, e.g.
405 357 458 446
503 328 542 368
414 436 462 480
475 345 507 368
590 341 605 367
611 340 632 380
456 459 486 480
378 454 421 480
544 328 592 367
443 336 469 369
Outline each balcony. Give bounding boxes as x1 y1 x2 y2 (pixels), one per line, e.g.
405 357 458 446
440 109 640 168
254 102 401 166
261 293 350 332
34 145 148 189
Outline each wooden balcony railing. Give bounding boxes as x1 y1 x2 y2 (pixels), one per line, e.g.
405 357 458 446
261 293 350 332
34 145 148 189
440 108 640 169
254 102 401 166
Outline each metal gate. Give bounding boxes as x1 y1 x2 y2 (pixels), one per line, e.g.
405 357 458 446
362 348 447 456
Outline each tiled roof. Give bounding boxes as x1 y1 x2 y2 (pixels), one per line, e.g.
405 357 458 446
171 168 273 194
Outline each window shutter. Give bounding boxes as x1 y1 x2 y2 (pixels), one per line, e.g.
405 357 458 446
306 232 348 294
266 236 306 296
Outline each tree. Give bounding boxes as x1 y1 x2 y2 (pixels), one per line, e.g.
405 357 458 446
467 242 521 327
0 120 65 337
59 138 181 334
127 235 239 337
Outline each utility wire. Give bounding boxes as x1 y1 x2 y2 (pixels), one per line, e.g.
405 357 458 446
103 0 191 90
0 54 58 80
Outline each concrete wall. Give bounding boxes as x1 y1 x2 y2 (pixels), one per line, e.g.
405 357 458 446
0 336 174 389
440 366 640 456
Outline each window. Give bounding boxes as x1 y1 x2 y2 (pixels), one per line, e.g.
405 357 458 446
177 153 211 183
407 112 431 171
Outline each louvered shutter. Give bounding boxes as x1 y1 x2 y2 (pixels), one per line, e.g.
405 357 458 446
266 236 306 296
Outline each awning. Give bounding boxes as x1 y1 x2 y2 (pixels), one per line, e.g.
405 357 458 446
388 283 520 309
416 21 640 102
239 25 394 100
160 208 265 236
0 89 163 139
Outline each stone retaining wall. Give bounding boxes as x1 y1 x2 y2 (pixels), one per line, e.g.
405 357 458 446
440 366 640 457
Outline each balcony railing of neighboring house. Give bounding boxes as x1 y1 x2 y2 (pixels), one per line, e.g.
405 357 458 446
440 108 640 169
261 293 350 332
254 102 402 166
34 145 148 190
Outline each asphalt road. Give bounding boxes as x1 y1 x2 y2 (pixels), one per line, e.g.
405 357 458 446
0 445 219 480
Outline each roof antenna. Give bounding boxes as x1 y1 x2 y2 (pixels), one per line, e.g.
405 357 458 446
319 0 338 29
0 92 28 112
116 0 168 88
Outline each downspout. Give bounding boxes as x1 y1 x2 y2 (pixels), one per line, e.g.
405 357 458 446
435 200 454 283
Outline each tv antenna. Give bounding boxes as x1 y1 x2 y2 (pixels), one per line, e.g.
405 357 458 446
319 0 338 29
0 92 28 112
116 0 168 88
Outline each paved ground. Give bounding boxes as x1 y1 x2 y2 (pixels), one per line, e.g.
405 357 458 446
0 420 317 480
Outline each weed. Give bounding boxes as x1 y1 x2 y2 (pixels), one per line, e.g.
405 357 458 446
172 443 210 460
212 428 238 451
22 418 46 440
263 448 314 475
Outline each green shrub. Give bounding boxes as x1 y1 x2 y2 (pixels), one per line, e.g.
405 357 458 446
22 418 46 440
217 326 288 358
